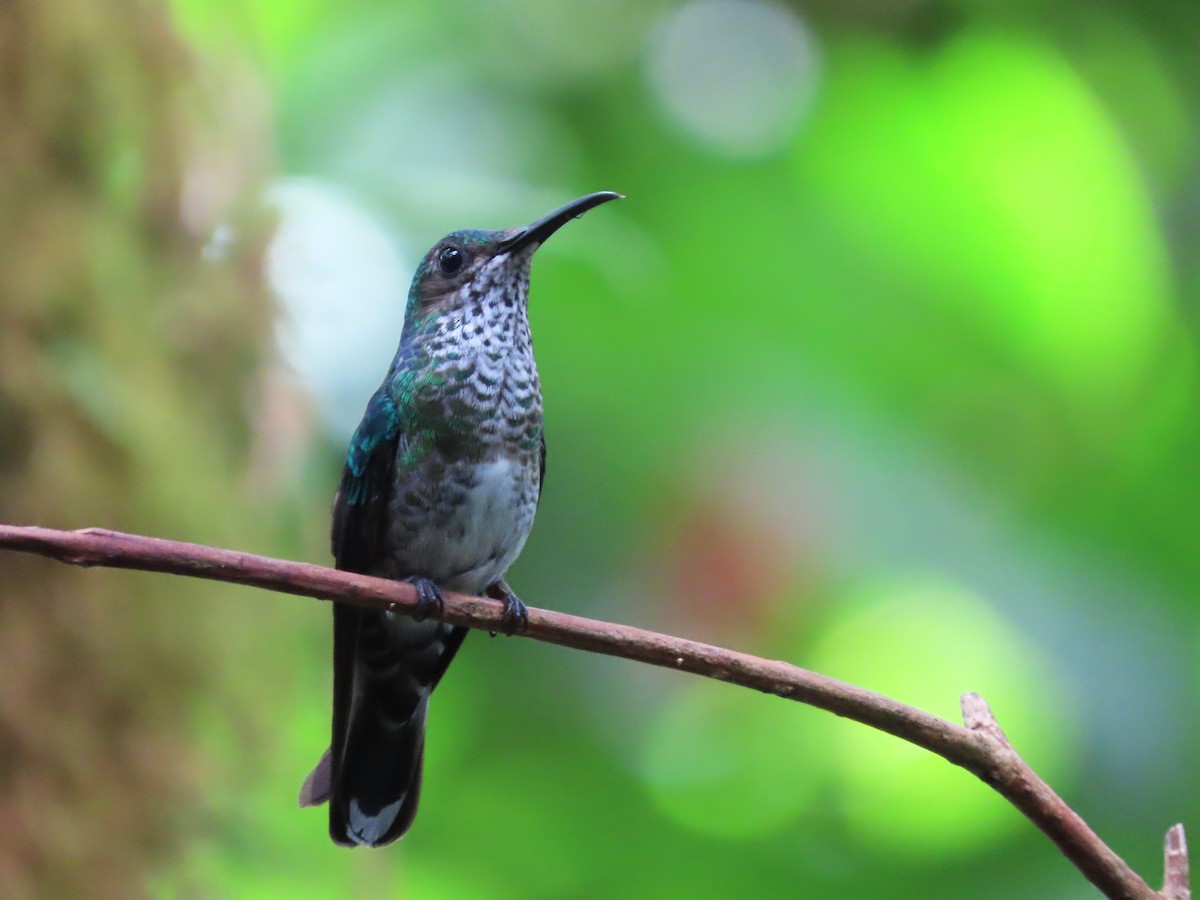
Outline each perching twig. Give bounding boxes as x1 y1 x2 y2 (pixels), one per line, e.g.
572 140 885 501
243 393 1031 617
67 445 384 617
1164 824 1191 900
0 523 1187 899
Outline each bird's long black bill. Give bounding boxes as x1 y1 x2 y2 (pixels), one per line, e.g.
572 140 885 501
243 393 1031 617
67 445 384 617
502 191 622 253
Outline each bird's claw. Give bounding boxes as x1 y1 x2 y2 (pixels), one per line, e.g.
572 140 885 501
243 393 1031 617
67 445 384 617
407 577 444 622
487 581 529 636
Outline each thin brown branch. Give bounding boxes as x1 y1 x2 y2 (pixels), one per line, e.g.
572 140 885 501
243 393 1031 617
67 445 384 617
0 523 1184 899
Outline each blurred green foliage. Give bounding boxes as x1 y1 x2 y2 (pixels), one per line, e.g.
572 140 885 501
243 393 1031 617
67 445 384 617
2 0 1198 897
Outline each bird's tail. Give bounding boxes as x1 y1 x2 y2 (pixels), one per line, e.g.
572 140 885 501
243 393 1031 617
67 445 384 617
301 603 467 847
299 704 427 848
307 604 462 847
334 696 428 846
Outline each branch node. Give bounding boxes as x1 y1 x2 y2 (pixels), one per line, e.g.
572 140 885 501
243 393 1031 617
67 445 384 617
77 527 122 539
1163 823 1190 900
960 691 1009 744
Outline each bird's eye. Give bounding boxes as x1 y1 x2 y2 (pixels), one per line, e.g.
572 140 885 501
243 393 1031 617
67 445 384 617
437 246 466 276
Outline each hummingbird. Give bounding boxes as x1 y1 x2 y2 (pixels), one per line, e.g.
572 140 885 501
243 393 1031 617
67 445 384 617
298 191 622 847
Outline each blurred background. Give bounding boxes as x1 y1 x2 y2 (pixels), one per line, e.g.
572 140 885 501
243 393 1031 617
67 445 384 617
0 0 1197 896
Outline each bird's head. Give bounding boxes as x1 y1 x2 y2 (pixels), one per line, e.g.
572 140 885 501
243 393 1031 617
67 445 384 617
401 191 621 336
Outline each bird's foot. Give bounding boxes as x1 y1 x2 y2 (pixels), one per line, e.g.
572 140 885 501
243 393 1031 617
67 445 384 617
407 577 444 622
486 580 529 636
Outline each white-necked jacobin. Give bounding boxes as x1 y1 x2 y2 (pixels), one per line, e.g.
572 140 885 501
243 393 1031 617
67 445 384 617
299 191 622 847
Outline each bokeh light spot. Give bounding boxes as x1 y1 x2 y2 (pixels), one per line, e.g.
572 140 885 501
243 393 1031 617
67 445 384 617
807 576 1077 856
267 177 410 438
639 678 826 839
796 33 1176 412
646 0 820 158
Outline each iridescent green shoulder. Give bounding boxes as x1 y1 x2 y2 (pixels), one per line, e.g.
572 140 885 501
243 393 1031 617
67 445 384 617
346 390 400 481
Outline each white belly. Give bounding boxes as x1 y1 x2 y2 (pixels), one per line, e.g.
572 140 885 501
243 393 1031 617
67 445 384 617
400 455 535 595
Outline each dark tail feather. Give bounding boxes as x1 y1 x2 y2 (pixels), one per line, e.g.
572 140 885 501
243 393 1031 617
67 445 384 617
299 747 332 808
313 604 468 847
330 695 427 847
